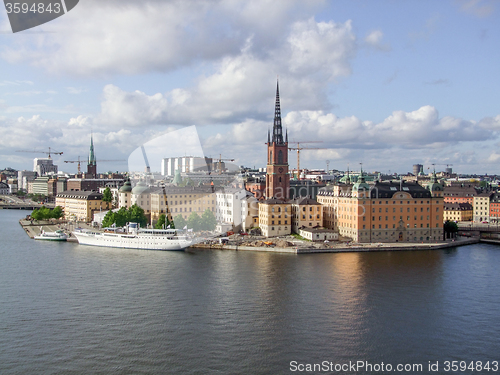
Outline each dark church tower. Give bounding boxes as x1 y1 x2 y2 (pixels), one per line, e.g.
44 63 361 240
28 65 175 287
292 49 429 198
87 133 97 178
265 81 289 199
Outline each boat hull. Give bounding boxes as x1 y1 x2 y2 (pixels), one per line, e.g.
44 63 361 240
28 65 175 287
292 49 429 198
72 231 191 251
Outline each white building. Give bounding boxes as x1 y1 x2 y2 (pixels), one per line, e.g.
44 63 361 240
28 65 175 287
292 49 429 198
18 170 37 191
34 158 58 176
161 156 212 176
216 188 258 232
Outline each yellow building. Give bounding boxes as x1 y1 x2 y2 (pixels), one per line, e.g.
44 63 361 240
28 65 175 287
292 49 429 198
290 196 322 233
55 191 110 222
317 173 444 243
258 198 292 237
444 202 473 222
149 186 216 225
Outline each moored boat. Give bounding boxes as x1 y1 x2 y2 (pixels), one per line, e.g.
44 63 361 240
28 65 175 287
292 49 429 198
34 228 68 241
72 223 193 251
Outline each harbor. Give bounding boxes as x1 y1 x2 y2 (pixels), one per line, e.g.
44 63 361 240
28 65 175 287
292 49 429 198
19 218 481 253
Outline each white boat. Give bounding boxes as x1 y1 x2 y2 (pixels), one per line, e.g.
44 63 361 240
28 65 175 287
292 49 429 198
35 228 68 241
72 223 193 251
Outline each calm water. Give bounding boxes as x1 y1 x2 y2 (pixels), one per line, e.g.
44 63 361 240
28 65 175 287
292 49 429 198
1 209 499 374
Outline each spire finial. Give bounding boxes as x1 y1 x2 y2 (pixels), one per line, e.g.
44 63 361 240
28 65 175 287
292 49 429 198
272 79 284 144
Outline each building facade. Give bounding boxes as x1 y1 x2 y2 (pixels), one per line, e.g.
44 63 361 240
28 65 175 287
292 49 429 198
258 198 292 237
56 191 110 222
473 193 492 223
290 196 322 233
443 202 473 222
317 173 444 243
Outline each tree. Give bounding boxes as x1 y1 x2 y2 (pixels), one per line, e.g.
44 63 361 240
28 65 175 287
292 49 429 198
31 206 62 220
102 210 115 228
187 212 201 231
114 207 129 227
102 187 113 203
155 214 166 229
444 220 458 239
51 206 63 219
200 209 217 231
173 214 186 230
129 204 147 227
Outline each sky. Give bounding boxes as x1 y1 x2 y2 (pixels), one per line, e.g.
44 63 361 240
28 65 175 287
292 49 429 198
1 0 500 176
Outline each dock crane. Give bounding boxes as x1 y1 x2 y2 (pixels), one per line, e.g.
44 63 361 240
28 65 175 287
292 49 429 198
16 147 63 159
288 141 327 178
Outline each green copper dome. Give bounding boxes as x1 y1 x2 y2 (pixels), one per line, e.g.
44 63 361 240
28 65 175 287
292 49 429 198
426 171 443 192
131 180 150 195
119 178 132 192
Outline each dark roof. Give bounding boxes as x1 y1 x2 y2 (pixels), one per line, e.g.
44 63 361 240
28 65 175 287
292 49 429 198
261 197 289 205
299 227 337 233
370 181 432 199
444 202 473 211
56 190 103 200
443 186 478 197
291 196 321 205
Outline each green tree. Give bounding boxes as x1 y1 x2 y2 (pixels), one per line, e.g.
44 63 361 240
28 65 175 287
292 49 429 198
102 210 116 228
129 204 147 227
155 214 166 229
187 212 201 231
51 206 63 219
200 209 217 231
115 207 130 227
102 187 113 203
173 214 186 230
444 220 458 239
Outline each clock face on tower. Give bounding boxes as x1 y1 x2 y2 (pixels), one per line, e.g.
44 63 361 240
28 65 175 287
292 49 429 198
278 167 284 173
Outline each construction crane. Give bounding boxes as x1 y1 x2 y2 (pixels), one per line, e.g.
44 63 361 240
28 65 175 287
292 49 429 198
288 141 327 178
429 163 453 173
16 147 63 159
64 157 125 174
64 156 83 173
214 154 235 174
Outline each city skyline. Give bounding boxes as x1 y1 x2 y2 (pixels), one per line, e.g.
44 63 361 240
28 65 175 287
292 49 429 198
1 0 500 175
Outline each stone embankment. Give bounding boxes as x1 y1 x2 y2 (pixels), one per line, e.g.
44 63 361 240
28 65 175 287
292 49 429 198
19 219 93 242
191 235 480 254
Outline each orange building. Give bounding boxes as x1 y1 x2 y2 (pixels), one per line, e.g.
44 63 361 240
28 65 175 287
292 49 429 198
443 186 477 204
317 173 444 243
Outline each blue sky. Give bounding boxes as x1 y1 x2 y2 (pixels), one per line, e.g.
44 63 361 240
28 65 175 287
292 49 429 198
1 0 499 175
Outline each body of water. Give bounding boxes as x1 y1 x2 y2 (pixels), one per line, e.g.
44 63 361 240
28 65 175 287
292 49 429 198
1 209 499 374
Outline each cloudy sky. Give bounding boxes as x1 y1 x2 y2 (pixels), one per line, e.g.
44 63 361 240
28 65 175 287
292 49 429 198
1 0 499 175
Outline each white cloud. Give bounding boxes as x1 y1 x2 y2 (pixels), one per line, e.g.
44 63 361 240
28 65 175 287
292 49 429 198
93 17 357 127
1 0 324 77
365 30 390 51
457 0 495 17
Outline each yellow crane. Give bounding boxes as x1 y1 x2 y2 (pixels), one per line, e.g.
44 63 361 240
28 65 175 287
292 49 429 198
215 154 235 174
288 141 327 178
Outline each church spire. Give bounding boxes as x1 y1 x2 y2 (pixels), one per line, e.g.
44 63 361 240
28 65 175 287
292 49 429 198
88 132 96 166
272 79 284 144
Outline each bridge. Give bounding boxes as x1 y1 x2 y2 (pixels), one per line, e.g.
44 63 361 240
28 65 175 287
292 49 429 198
457 222 500 244
0 195 54 210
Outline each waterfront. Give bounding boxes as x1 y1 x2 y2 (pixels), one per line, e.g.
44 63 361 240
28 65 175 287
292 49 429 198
1 209 500 374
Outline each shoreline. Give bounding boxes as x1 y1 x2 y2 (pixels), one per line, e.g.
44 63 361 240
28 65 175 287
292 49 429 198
190 238 481 254
18 218 484 253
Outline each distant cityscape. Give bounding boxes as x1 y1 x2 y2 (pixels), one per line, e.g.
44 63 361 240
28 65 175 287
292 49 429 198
2 82 500 244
